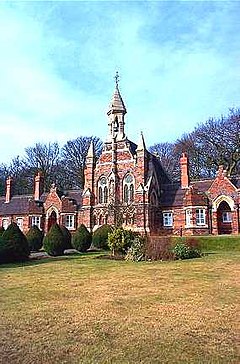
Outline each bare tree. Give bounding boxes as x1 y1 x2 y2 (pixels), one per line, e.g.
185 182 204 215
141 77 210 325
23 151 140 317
149 142 180 181
61 136 103 189
24 142 60 191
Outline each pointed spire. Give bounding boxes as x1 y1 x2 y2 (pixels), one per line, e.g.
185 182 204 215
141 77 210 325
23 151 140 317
87 140 94 158
107 72 126 116
136 132 146 151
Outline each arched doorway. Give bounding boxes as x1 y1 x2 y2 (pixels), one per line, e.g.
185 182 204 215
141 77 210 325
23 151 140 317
217 201 232 235
48 210 57 231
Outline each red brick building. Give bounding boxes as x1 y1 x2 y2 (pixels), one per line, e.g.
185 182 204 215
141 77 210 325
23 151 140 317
0 81 239 236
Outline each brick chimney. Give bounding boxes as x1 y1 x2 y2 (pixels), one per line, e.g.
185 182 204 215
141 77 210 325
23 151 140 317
34 171 43 201
5 176 13 203
180 152 189 189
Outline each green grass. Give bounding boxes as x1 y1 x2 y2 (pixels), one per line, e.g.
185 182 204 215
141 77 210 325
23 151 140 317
0 251 239 363
197 235 240 252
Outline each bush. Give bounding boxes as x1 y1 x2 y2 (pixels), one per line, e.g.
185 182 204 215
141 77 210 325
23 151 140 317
26 225 43 252
43 223 65 256
172 239 201 260
125 235 146 262
108 228 138 256
60 225 72 250
145 236 174 261
0 222 30 263
72 224 91 252
92 224 113 250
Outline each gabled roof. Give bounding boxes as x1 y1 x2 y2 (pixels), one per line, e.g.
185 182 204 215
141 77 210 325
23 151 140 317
160 183 185 207
0 195 43 215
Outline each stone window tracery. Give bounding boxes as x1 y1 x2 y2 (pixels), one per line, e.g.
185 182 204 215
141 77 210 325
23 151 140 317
123 174 134 204
98 177 108 204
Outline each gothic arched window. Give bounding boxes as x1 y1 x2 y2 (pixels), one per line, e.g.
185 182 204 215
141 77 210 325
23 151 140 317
98 176 107 204
123 174 134 204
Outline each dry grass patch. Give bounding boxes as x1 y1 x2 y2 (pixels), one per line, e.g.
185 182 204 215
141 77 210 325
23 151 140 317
0 252 239 363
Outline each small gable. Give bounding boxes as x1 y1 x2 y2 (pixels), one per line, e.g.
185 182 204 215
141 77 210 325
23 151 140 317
207 166 238 200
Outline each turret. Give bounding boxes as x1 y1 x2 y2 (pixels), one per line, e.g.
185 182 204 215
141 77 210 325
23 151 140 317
107 72 127 141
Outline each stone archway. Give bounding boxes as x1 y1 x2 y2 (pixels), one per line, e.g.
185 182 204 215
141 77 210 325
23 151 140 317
217 201 232 235
47 210 57 231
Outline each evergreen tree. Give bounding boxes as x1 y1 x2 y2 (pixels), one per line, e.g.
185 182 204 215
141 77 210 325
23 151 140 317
26 225 43 252
43 223 65 256
0 222 30 263
72 224 91 252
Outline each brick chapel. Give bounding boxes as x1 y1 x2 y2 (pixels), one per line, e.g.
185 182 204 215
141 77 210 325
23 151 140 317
0 78 239 236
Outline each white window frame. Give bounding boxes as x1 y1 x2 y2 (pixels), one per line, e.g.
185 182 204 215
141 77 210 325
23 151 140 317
65 215 75 230
16 217 23 231
196 209 206 226
163 211 173 227
222 211 232 223
185 209 192 227
31 216 41 230
2 218 9 230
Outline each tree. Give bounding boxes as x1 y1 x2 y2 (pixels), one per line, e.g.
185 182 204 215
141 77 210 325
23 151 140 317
72 224 92 252
61 136 103 189
92 224 113 250
24 142 60 191
60 225 72 250
0 222 30 263
43 223 65 256
26 225 43 252
149 142 180 181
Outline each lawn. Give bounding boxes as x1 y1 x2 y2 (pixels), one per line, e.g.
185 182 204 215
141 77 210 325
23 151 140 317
0 251 239 363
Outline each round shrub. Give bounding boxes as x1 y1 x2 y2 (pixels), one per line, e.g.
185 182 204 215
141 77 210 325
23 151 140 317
0 222 30 263
43 223 65 256
60 225 72 250
26 225 43 252
72 224 91 252
92 224 113 250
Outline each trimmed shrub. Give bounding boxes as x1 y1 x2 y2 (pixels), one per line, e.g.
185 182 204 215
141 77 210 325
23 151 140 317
125 235 146 262
43 223 65 256
145 236 174 261
72 224 91 252
60 225 72 250
0 222 30 263
108 228 138 256
92 224 113 250
0 226 5 236
172 239 201 260
26 225 43 252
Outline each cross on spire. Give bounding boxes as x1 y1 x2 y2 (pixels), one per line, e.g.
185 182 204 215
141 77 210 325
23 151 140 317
114 71 119 87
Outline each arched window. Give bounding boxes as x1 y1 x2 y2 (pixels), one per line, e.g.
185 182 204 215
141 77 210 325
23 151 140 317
123 174 134 204
98 176 107 204
103 186 108 203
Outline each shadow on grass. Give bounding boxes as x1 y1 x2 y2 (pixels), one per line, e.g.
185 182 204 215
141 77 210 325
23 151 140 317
0 251 106 269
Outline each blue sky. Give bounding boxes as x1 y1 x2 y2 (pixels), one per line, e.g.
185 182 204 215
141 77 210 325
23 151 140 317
0 1 240 163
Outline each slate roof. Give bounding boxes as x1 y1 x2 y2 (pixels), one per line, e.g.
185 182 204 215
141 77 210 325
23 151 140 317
0 195 43 215
160 183 185 207
108 85 126 114
64 189 83 206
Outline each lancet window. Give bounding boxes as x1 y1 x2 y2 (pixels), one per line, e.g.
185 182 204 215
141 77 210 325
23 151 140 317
123 174 134 204
98 177 108 204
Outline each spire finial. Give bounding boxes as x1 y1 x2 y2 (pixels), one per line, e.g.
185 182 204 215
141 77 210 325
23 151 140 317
114 71 119 87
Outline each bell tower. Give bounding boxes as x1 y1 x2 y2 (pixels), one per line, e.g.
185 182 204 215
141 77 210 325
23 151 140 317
107 72 127 141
